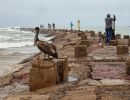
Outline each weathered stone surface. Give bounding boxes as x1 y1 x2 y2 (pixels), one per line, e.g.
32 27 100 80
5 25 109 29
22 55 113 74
117 39 129 45
62 89 97 100
0 74 13 87
101 95 125 100
116 34 121 39
62 94 96 100
126 57 130 75
117 45 129 55
54 58 68 83
98 31 102 38
78 79 89 86
100 79 130 85
6 95 50 100
32 57 55 68
123 35 129 39
79 40 90 47
91 62 126 79
89 31 96 37
75 45 87 58
129 39 130 46
78 31 85 36
81 35 87 40
110 40 117 46
88 79 102 86
30 60 56 91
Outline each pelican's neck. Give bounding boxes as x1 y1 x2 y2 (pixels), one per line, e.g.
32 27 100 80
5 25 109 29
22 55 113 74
34 31 39 46
35 32 39 41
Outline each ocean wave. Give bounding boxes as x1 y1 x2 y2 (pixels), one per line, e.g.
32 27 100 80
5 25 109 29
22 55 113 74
0 27 18 32
0 35 13 40
0 27 34 35
0 41 33 48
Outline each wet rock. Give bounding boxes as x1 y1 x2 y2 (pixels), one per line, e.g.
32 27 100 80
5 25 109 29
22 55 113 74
0 74 13 87
19 52 41 64
68 75 79 85
0 82 28 100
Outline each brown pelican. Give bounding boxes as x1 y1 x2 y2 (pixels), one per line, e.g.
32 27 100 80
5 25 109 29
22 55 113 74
34 27 58 59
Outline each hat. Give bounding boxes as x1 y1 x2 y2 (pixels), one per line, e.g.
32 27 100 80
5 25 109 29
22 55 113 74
107 13 111 17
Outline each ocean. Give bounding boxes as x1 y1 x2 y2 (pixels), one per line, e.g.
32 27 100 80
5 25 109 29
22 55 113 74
0 27 53 77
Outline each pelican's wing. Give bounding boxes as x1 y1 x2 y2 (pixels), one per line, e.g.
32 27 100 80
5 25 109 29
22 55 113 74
48 44 57 54
37 41 56 55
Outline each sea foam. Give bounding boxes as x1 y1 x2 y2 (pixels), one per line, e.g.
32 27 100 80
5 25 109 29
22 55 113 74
0 41 33 48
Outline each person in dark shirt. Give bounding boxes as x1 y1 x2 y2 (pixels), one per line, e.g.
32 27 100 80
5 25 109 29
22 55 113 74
52 23 55 31
105 14 116 44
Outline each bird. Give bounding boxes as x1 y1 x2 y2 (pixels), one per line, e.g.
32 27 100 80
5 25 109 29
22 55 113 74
34 27 58 59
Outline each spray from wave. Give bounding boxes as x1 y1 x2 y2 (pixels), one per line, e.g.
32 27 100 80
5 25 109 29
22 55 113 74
0 41 33 48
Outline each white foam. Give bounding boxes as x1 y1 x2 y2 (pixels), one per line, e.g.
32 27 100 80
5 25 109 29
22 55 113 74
0 27 16 32
0 41 33 48
0 35 12 40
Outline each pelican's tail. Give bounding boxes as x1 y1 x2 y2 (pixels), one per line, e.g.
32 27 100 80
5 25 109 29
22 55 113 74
53 52 58 58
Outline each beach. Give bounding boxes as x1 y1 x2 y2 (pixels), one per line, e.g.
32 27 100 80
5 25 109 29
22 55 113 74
0 27 130 100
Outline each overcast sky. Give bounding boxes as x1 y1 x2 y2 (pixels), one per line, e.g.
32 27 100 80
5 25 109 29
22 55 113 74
0 0 130 27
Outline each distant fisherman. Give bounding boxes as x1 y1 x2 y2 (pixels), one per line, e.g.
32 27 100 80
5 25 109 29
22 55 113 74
112 15 116 40
70 22 74 31
52 23 55 31
105 14 116 44
77 20 80 32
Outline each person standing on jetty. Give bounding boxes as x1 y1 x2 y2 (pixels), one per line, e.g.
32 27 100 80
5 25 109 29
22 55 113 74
77 20 80 32
48 23 50 30
112 15 116 40
105 14 116 44
70 22 74 31
48 23 52 30
52 23 55 31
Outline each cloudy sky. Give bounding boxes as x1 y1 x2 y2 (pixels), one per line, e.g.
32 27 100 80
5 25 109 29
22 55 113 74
0 0 129 27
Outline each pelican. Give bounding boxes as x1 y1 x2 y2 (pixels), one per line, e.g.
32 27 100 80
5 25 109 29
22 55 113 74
34 27 58 59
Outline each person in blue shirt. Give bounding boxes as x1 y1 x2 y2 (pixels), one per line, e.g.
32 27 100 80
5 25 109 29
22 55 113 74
70 22 74 31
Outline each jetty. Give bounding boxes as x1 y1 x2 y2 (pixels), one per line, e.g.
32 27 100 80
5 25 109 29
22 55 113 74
1 29 130 100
